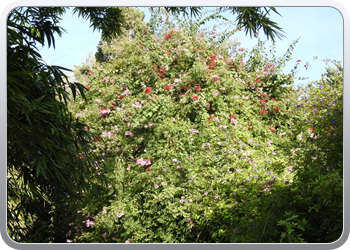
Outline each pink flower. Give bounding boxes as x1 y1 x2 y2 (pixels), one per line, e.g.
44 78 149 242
132 101 142 108
116 212 125 218
164 131 168 137
85 219 94 227
212 75 219 81
102 210 107 215
126 240 130 243
125 131 134 137
231 118 237 124
189 129 199 135
154 184 159 189
136 158 152 166
204 191 208 195
214 194 219 199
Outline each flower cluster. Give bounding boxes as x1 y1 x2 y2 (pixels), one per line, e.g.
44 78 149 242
85 219 94 228
189 129 199 135
136 157 153 166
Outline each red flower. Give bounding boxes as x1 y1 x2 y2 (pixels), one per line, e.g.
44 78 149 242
259 109 268 115
230 115 237 119
193 86 201 92
150 158 154 162
85 126 89 131
145 87 152 94
310 128 315 132
159 69 166 76
248 126 252 130
192 96 198 100
146 167 151 172
164 85 171 91
164 32 173 40
208 116 215 120
86 86 91 90
269 126 276 133
88 71 93 75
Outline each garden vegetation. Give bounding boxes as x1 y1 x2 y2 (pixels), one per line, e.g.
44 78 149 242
7 7 343 243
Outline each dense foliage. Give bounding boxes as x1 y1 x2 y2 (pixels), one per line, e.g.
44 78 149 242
7 7 342 243
7 7 127 242
66 10 343 243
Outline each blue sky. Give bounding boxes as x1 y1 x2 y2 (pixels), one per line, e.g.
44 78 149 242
39 7 343 86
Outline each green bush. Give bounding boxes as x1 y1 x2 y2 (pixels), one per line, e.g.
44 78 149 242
67 14 343 243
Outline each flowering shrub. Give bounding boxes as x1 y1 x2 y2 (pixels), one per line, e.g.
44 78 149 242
236 60 343 243
67 15 342 243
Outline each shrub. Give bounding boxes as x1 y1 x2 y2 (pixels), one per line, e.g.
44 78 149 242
67 15 342 243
